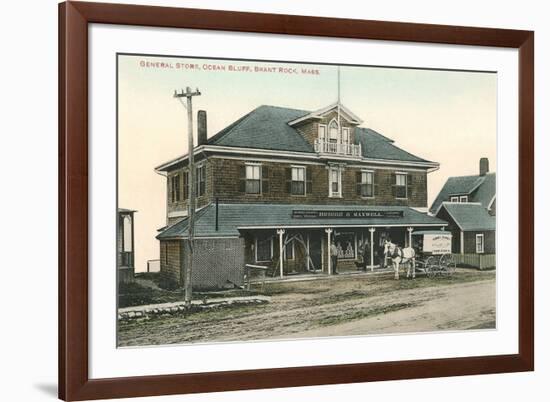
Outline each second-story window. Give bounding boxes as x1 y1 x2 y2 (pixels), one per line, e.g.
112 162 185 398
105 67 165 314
196 165 206 197
357 170 374 197
291 166 306 195
329 167 342 197
459 195 468 203
450 196 459 202
395 173 407 198
182 170 189 199
170 174 181 203
245 164 261 194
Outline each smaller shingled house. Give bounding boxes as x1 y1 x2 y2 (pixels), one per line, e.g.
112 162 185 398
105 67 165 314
431 158 496 255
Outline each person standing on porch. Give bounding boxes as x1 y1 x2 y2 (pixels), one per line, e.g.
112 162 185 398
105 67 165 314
361 240 370 271
330 241 339 274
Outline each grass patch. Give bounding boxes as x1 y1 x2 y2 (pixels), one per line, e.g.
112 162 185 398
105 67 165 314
118 282 184 308
317 302 415 326
262 283 330 296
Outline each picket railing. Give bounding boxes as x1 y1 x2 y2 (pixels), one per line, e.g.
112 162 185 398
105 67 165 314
314 139 362 157
453 253 496 270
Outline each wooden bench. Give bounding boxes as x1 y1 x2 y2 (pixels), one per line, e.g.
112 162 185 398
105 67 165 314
244 264 269 291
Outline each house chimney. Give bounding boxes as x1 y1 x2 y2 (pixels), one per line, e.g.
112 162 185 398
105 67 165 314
197 110 207 146
479 157 489 176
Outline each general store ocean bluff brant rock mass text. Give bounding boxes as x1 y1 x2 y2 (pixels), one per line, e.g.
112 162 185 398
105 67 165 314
155 102 448 289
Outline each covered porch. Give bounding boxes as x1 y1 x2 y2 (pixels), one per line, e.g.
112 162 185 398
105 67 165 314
242 224 443 278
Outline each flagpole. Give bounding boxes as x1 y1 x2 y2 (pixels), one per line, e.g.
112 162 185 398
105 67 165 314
337 66 341 144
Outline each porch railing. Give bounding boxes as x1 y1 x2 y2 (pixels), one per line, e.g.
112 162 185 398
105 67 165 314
314 139 362 157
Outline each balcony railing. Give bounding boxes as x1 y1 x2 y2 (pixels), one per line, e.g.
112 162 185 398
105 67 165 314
314 139 362 157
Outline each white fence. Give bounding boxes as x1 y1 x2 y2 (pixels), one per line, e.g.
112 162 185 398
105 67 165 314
453 253 496 270
146 259 161 273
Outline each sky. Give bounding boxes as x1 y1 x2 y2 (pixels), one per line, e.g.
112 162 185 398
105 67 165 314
118 54 497 273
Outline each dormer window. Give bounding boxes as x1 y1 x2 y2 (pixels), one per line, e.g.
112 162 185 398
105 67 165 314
329 120 339 142
342 127 350 144
318 124 326 141
450 195 468 203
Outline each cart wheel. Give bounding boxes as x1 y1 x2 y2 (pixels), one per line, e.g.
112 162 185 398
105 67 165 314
439 254 456 276
425 256 438 278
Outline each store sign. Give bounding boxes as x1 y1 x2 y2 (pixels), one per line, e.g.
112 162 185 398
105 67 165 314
291 210 404 219
422 234 452 254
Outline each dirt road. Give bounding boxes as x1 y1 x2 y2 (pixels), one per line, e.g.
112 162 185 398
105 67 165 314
118 269 495 347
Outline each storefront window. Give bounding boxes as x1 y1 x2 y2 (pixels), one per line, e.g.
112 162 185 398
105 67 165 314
285 239 294 260
256 235 272 262
334 232 355 260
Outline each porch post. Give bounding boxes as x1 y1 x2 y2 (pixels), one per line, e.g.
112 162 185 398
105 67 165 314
277 229 285 278
460 230 464 254
407 227 413 248
369 227 375 271
325 228 333 275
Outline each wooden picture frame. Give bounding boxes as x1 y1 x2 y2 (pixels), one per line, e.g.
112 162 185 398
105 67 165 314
59 1 534 400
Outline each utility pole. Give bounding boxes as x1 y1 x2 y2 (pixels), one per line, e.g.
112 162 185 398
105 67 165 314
174 86 201 305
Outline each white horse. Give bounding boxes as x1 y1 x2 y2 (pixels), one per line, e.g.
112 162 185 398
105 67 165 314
384 240 416 280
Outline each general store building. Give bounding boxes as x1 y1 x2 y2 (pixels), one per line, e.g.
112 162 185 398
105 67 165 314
156 103 448 289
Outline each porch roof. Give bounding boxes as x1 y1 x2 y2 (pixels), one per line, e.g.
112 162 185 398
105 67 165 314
157 203 447 240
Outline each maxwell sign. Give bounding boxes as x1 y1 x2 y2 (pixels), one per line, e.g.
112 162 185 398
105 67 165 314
292 210 404 219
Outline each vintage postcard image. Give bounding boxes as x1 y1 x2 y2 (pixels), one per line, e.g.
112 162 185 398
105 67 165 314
116 55 497 347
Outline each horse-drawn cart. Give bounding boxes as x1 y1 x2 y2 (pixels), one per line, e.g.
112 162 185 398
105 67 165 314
412 230 456 277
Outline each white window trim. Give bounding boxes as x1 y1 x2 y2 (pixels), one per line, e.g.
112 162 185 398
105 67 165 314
450 196 459 202
459 195 468 203
245 162 262 195
328 167 342 198
328 118 340 142
255 236 273 263
318 124 327 141
290 165 306 196
476 234 485 254
395 172 408 199
360 169 375 199
342 127 350 144
196 164 206 196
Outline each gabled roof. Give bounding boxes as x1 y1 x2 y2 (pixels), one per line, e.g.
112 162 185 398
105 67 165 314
287 102 363 126
156 104 435 172
438 202 496 231
157 203 447 239
429 172 496 214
